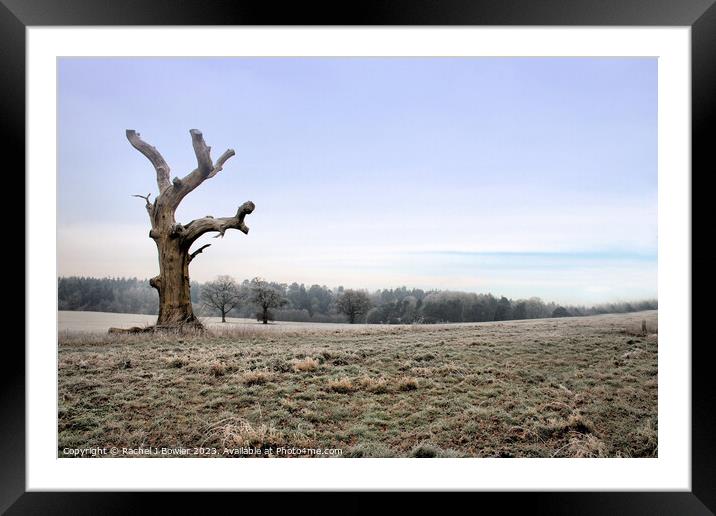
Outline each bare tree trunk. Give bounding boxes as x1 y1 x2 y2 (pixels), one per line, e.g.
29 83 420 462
123 129 255 332
221 310 226 323
152 236 197 327
262 306 268 324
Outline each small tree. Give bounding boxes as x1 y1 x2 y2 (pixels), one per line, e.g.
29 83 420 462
201 275 242 323
337 290 371 324
250 278 286 324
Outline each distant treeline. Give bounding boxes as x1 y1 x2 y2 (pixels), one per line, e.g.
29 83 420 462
58 277 160 315
58 276 657 324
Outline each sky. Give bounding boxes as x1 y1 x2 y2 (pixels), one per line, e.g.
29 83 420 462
57 57 657 305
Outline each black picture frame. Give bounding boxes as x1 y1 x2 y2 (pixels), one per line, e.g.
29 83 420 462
5 0 713 513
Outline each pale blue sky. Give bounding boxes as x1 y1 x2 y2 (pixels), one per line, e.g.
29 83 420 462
58 57 657 304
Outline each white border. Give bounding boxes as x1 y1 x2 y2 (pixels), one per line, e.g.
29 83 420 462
27 27 691 491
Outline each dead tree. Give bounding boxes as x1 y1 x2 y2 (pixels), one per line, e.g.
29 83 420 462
123 129 254 331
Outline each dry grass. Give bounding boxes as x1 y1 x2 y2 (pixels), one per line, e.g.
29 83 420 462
58 310 658 458
292 356 319 372
562 433 608 458
358 377 389 394
209 362 226 377
166 356 186 368
395 376 419 392
326 377 355 393
240 371 273 386
202 417 283 449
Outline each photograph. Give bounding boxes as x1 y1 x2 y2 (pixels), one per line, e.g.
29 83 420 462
56 56 659 460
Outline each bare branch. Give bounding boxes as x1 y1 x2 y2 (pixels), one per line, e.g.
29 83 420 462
181 201 255 246
165 131 236 208
132 193 153 216
132 193 151 204
207 149 236 179
188 243 211 263
190 129 213 176
126 130 171 193
232 201 255 235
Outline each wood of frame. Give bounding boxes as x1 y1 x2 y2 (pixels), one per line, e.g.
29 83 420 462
4 0 714 513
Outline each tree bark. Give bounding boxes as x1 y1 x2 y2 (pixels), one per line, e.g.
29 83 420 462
151 236 198 328
125 129 254 332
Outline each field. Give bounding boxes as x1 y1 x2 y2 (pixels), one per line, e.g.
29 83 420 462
58 310 352 333
58 311 658 458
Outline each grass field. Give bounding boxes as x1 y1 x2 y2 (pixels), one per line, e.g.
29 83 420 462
58 311 657 458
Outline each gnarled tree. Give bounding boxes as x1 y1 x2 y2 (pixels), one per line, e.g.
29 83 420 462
125 129 254 331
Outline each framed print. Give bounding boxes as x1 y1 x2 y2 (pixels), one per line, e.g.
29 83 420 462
5 0 714 513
